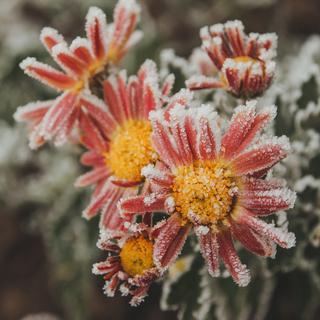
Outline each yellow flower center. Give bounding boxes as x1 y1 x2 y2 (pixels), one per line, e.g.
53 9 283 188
120 236 154 277
104 119 157 181
232 56 265 76
172 160 238 227
233 56 257 63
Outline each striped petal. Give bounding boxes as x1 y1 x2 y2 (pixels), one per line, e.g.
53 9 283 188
230 219 276 257
234 208 296 249
197 231 220 277
153 213 191 271
232 136 290 175
217 230 251 286
221 102 276 159
85 7 108 60
20 58 76 91
75 166 110 188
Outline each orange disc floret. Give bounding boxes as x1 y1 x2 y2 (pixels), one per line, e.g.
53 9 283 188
172 160 239 226
104 119 157 181
120 235 154 277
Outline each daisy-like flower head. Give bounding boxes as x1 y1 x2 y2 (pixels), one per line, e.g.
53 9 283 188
120 100 296 286
186 20 277 99
14 0 141 149
74 59 177 233
92 223 163 306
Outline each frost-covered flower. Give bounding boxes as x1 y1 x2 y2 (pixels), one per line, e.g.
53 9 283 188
93 224 163 306
74 60 176 232
14 0 141 149
186 20 277 99
120 101 296 286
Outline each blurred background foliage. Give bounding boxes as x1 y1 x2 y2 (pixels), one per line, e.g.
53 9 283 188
1 0 320 319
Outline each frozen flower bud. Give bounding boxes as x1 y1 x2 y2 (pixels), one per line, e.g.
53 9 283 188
187 20 278 99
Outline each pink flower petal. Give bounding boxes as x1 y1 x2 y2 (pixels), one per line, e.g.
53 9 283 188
217 230 251 286
79 111 108 152
40 91 78 140
240 188 296 215
82 180 116 219
108 0 140 63
81 150 104 166
197 231 220 277
14 100 53 123
40 27 65 52
153 213 191 271
80 94 118 137
161 74 175 97
75 166 110 188
151 117 181 169
232 136 290 175
100 187 136 232
70 37 94 66
186 75 224 90
230 219 276 257
20 57 76 91
235 208 296 249
52 43 87 78
119 193 167 214
85 7 108 60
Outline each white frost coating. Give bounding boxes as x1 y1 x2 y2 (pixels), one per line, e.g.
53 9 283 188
103 281 116 297
85 6 108 56
19 57 37 70
148 108 166 125
52 43 83 77
92 262 107 275
248 32 259 41
141 59 159 83
265 61 276 76
195 225 210 235
224 20 244 31
236 266 251 287
70 37 94 56
209 23 224 34
254 188 296 209
186 75 218 89
246 134 291 155
117 0 141 15
141 164 167 181
40 27 65 50
200 26 210 39
170 88 194 107
124 30 143 51
86 7 107 31
258 33 278 59
20 57 75 91
143 193 157 206
81 93 109 112
233 99 257 116
260 104 277 122
13 100 52 122
164 197 175 213
119 283 130 296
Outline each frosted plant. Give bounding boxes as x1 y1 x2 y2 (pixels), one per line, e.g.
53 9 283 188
120 101 296 286
93 222 164 306
74 59 174 233
186 20 277 99
13 0 320 318
14 0 141 148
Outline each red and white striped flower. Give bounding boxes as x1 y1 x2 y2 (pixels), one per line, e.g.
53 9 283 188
75 60 177 233
119 100 296 286
186 20 277 99
93 224 163 306
14 0 141 149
